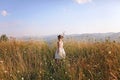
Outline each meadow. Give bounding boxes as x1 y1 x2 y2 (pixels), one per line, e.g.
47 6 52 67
0 39 120 80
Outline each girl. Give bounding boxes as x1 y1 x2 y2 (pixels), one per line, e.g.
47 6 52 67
55 35 66 63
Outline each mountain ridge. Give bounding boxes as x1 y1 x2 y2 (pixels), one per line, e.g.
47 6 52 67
18 32 120 42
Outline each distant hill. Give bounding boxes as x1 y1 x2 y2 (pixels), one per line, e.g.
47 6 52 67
19 32 120 42
67 32 120 42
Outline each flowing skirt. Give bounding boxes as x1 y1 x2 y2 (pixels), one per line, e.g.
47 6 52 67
55 48 66 59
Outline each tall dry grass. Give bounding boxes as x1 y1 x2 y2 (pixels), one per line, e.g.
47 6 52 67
0 39 120 80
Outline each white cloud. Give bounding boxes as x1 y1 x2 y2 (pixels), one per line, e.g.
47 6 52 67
75 0 92 4
1 10 8 16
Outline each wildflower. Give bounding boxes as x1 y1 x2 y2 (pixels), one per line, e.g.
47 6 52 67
10 74 12 76
87 64 90 67
65 71 67 74
51 63 53 66
40 71 42 73
0 61 4 64
63 59 65 62
83 74 85 77
17 70 20 73
45 62 47 65
108 51 111 54
23 51 26 53
93 64 99 68
4 70 8 73
40 62 42 65
50 76 52 78
21 77 24 80
67 64 70 67
98 72 101 74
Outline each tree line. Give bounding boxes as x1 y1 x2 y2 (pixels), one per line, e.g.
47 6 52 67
0 34 9 42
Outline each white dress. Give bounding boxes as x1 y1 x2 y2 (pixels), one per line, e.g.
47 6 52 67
55 41 66 59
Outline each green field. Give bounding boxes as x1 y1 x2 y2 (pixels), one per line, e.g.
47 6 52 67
0 40 120 80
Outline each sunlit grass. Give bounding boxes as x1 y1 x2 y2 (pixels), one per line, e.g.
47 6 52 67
0 39 120 80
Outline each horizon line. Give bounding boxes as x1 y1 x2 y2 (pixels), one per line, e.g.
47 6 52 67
0 31 120 38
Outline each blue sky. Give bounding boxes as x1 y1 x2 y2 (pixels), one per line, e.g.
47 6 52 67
0 0 120 37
